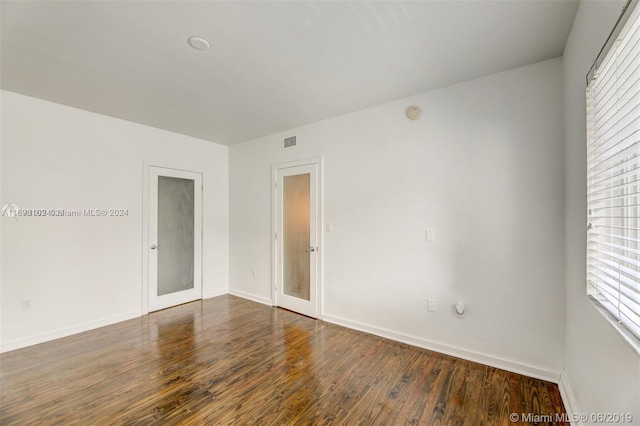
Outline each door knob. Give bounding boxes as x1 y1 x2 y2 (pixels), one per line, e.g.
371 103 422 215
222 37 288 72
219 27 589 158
150 244 160 250
304 247 316 252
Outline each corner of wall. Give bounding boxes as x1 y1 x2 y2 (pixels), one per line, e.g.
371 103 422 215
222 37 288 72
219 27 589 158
559 371 578 419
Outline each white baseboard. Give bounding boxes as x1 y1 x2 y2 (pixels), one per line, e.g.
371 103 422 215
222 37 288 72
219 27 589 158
0 310 141 353
559 371 578 425
203 289 228 299
228 288 273 306
322 313 561 384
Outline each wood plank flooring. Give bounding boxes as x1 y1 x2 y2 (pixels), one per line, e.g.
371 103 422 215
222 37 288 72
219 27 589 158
0 295 566 425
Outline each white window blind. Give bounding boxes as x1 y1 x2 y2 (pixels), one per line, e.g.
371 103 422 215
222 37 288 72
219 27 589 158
587 2 640 341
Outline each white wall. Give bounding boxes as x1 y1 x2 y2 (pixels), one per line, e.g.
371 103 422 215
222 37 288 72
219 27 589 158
562 0 640 418
230 58 565 380
1 90 229 352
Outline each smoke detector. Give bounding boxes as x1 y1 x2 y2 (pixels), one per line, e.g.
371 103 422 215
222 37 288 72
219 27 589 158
406 106 422 120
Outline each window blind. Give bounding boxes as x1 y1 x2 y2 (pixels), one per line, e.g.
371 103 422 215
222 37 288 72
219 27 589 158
587 1 640 340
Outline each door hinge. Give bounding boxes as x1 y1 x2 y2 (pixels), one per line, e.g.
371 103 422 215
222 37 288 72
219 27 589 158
274 181 278 189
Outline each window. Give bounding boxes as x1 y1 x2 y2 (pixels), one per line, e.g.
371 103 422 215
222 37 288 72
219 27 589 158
586 2 640 342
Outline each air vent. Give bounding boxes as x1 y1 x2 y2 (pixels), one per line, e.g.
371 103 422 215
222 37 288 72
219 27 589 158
282 135 297 150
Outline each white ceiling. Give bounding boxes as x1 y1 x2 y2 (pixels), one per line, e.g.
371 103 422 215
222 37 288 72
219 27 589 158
1 1 579 146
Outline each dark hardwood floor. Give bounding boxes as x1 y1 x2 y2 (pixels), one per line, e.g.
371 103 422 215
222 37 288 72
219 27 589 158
0 295 566 425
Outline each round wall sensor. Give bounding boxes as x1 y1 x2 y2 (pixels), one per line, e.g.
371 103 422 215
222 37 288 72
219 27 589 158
188 36 211 50
406 105 422 120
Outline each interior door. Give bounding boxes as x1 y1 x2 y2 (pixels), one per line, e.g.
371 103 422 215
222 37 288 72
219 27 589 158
149 166 202 312
275 162 320 318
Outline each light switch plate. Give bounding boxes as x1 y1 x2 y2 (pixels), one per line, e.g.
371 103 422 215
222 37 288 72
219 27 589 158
426 229 435 242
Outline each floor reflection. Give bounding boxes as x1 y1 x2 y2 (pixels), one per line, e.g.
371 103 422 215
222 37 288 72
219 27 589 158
153 311 196 418
280 322 320 423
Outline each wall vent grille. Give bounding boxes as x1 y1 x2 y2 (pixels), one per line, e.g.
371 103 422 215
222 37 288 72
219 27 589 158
282 135 297 150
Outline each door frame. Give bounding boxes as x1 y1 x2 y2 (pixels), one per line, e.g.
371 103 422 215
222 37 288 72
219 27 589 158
271 157 323 319
142 160 204 315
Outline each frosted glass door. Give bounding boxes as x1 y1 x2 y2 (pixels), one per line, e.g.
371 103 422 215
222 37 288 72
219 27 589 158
275 162 319 318
149 167 202 312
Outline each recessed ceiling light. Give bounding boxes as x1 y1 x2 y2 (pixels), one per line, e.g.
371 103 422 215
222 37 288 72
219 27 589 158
188 36 210 50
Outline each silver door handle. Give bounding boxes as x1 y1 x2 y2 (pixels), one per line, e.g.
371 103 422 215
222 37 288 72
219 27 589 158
305 247 316 252
150 244 160 250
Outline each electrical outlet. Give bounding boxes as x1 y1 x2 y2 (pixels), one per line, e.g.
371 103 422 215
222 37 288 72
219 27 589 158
22 299 31 311
427 299 437 312
251 269 258 279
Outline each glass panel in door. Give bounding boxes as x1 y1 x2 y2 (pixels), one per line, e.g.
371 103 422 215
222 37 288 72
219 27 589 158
283 173 311 301
157 176 195 296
